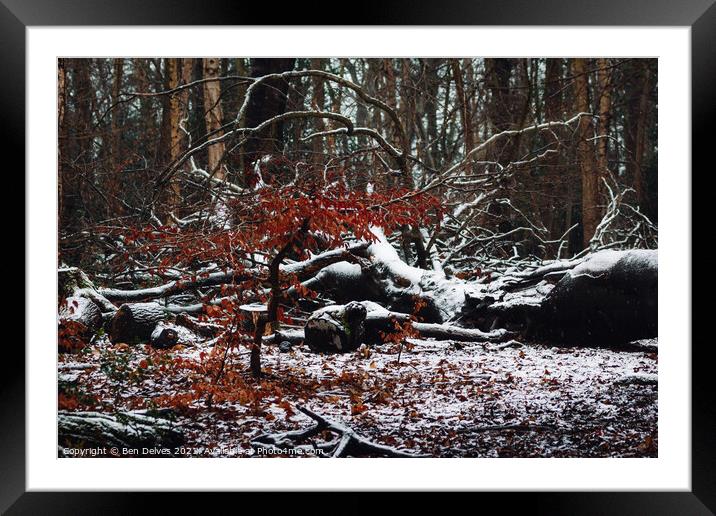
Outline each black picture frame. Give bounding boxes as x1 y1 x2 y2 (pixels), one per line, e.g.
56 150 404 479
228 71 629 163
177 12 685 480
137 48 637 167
4 1 712 513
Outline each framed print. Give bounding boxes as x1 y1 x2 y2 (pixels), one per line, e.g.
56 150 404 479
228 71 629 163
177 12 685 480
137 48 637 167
4 0 714 512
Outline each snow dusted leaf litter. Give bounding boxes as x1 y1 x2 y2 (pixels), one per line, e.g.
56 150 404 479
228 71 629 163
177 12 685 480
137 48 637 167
58 330 657 458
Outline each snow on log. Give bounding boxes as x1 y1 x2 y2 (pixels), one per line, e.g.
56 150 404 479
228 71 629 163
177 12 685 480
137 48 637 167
98 243 369 303
58 266 117 313
303 228 494 324
538 249 657 344
59 295 103 337
58 410 183 454
303 300 510 352
362 301 511 343
150 324 179 349
109 302 167 344
614 373 658 386
305 301 367 353
473 280 554 333
150 322 199 349
282 242 369 280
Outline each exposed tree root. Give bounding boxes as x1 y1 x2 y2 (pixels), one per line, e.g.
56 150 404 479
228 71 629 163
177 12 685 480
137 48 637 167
251 405 427 457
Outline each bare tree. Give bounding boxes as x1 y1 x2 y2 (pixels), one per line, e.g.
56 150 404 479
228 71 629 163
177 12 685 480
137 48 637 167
202 57 225 179
571 58 600 248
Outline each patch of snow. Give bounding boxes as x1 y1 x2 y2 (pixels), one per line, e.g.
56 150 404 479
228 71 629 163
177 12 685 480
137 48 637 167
569 249 657 279
614 373 658 385
368 227 425 285
316 261 361 283
208 201 232 230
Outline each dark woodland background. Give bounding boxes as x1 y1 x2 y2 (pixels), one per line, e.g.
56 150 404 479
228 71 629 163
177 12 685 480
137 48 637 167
58 58 657 268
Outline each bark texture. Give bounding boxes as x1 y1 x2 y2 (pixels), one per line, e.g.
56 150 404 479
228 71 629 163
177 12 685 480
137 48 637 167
572 58 600 249
150 324 180 349
305 301 367 353
203 57 226 177
110 303 166 343
58 411 183 454
539 249 657 344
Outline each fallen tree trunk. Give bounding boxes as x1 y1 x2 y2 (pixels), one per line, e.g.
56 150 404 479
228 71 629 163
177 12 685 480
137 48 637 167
304 301 367 353
59 267 116 351
302 301 510 352
538 249 657 344
58 410 183 455
363 301 510 343
100 269 249 303
98 243 369 303
109 302 167 344
150 324 180 349
302 229 487 324
79 231 657 349
59 296 103 337
58 267 117 313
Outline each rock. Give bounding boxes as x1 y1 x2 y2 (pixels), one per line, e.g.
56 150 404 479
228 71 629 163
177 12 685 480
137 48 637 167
278 341 292 353
304 301 367 353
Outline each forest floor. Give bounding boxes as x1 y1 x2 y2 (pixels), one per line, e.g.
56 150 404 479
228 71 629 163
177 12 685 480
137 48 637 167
58 334 658 458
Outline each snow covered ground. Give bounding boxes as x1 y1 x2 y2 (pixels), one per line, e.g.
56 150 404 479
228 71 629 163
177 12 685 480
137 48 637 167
58 334 657 458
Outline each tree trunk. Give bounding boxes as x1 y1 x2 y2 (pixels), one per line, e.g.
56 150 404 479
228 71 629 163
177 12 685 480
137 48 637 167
450 59 474 157
157 58 183 215
132 58 157 162
107 58 124 217
539 249 657 344
202 57 226 179
60 296 103 336
305 301 367 352
58 58 67 228
309 58 326 163
571 58 600 249
243 58 295 165
58 267 114 352
109 303 167 343
167 59 183 211
595 58 612 177
303 301 510 352
63 59 93 232
399 59 416 155
631 61 652 210
58 411 183 454
150 324 181 349
423 58 440 172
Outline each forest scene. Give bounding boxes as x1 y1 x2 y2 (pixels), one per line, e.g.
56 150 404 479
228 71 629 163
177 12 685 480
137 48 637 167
57 57 658 458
